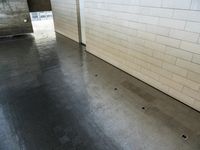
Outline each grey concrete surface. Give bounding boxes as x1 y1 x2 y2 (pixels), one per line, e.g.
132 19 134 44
0 30 200 150
0 0 33 36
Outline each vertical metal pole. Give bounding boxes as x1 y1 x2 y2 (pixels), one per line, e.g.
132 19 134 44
76 0 82 43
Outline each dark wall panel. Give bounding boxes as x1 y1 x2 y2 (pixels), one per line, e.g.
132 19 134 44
28 0 52 12
0 0 33 36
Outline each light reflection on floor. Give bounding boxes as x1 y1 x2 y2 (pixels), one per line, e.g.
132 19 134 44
0 105 23 150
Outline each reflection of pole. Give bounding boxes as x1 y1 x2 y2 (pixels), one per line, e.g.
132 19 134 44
1 0 7 8
38 12 40 21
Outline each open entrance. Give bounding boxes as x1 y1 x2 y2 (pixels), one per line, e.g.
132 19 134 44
27 0 53 33
30 11 54 33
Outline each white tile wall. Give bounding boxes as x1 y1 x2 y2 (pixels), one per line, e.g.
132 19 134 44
191 0 200 10
180 41 200 54
158 18 186 30
169 29 199 42
176 59 200 74
166 47 193 61
156 35 181 48
185 22 200 33
146 25 170 36
192 54 200 65
51 0 79 42
173 10 200 22
140 0 162 7
85 0 200 111
188 71 200 84
139 7 173 18
50 0 200 112
162 0 191 9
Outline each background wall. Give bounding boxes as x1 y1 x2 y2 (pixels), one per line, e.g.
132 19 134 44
51 0 79 42
85 0 200 111
28 0 52 12
0 0 33 36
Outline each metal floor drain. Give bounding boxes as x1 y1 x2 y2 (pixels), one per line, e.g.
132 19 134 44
181 134 188 140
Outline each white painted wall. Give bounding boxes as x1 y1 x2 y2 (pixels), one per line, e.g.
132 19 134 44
85 0 200 111
51 0 79 42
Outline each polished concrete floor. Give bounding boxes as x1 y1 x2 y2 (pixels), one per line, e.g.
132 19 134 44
0 30 200 150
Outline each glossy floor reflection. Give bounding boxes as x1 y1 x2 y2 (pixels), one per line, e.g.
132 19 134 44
0 31 200 150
